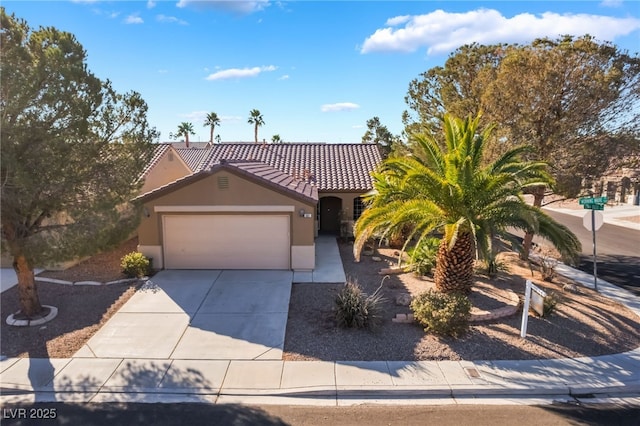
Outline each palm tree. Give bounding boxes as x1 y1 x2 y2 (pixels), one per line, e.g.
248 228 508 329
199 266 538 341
354 114 580 294
204 112 221 143
248 109 265 143
171 122 195 147
271 134 282 144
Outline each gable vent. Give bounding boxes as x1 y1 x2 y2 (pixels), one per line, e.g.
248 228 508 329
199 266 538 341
217 176 229 190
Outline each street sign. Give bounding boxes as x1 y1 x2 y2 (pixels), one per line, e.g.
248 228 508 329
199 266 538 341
583 211 604 231
583 203 604 210
579 196 608 205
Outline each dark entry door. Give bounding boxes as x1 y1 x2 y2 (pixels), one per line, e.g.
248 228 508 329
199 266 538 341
319 197 342 234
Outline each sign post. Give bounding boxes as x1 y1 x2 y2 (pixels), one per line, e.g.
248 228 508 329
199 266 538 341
520 279 547 338
579 196 607 292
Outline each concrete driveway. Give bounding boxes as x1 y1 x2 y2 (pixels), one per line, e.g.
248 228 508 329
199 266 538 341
75 270 292 360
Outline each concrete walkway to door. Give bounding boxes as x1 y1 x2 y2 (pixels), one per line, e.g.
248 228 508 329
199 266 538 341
73 270 292 361
293 236 346 283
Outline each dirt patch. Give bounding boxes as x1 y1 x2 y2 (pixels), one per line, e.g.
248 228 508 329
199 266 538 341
283 240 640 361
616 215 640 224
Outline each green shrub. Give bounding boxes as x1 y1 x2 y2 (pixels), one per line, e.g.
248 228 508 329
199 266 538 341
410 289 472 337
335 280 385 330
120 252 150 278
408 237 439 276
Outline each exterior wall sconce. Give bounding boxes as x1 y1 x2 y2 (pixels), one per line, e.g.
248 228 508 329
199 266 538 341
299 209 305 217
143 207 151 218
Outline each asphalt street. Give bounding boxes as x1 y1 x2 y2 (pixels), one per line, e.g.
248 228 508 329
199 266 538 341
543 210 640 296
1 402 639 426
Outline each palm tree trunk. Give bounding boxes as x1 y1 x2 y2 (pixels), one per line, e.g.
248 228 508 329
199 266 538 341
209 126 213 143
254 124 258 143
185 133 190 148
434 232 474 294
521 185 546 260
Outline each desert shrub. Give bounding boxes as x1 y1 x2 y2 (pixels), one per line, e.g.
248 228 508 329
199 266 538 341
121 252 150 278
410 289 471 337
407 237 439 276
543 292 560 316
335 280 385 330
540 256 558 282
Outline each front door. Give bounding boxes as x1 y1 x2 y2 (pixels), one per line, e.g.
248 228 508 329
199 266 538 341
319 196 342 234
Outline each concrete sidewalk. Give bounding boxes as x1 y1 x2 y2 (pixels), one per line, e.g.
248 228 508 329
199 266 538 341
543 203 640 231
1 349 639 406
1 238 639 406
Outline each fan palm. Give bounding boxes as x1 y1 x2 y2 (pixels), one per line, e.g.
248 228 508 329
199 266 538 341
172 122 195 147
354 114 580 294
204 112 220 143
248 109 265 143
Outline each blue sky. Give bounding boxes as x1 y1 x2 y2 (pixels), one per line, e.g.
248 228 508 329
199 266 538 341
4 1 640 143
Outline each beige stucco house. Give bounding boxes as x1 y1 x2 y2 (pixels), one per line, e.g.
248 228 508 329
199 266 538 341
135 142 382 271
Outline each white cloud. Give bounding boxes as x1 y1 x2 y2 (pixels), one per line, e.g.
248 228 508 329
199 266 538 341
205 65 277 80
361 9 640 55
179 110 208 122
157 14 188 25
278 74 290 80
177 0 270 14
321 102 360 112
600 0 623 7
124 14 144 24
147 0 156 9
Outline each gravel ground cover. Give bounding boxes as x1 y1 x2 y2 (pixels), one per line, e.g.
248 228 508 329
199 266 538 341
283 240 640 361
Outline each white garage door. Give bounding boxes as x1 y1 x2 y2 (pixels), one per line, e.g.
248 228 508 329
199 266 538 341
163 215 290 269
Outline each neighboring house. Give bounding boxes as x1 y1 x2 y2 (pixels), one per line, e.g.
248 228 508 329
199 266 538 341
135 143 382 271
139 144 211 194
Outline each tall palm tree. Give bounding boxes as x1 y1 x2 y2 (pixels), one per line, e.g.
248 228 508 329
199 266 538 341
171 122 195 147
248 109 265 143
204 112 221 143
354 114 580 294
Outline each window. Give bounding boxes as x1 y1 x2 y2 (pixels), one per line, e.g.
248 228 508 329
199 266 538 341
353 197 365 221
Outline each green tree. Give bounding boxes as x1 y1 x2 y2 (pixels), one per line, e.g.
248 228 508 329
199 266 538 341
354 114 580 295
0 9 158 317
271 134 283 144
248 109 264 143
361 116 399 158
203 112 220 144
170 122 195 147
404 35 639 258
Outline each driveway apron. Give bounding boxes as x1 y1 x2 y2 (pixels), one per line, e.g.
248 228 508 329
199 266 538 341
77 270 292 360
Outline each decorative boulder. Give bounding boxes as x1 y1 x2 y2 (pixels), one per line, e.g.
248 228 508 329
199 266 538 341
395 293 412 306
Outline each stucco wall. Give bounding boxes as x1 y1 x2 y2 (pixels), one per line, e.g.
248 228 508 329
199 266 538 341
140 149 191 194
138 169 316 248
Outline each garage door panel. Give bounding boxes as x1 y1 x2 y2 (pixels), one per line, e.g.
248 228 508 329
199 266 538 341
163 215 290 269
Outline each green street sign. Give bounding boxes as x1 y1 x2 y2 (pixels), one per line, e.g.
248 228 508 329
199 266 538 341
579 196 608 205
583 203 604 210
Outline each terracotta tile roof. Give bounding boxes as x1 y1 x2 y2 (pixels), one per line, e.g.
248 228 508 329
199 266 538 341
138 143 171 181
221 160 318 202
135 159 318 204
202 143 382 191
175 148 211 172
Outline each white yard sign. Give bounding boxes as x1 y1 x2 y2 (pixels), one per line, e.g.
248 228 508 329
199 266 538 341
520 280 547 339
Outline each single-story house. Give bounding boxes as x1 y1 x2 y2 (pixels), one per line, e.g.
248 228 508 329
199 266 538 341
135 143 382 271
139 144 212 194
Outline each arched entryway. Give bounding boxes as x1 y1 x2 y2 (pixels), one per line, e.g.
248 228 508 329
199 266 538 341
319 196 342 234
